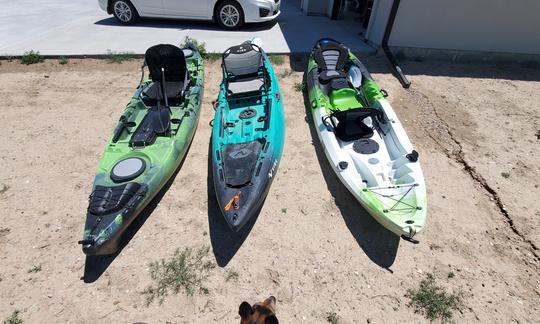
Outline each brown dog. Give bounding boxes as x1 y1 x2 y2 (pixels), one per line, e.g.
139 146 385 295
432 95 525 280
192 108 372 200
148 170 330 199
239 296 279 324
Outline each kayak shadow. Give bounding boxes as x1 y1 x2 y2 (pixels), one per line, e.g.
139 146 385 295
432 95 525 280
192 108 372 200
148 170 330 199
301 76 400 269
82 158 185 283
207 141 260 267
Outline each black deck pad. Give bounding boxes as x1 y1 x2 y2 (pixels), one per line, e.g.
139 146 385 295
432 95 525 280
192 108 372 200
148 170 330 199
88 182 142 216
129 106 171 147
222 140 264 187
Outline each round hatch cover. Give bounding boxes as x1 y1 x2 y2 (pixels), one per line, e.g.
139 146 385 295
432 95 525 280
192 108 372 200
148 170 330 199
353 139 380 154
111 157 146 182
239 108 257 119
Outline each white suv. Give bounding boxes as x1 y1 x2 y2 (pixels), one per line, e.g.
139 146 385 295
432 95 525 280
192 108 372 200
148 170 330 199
98 0 281 29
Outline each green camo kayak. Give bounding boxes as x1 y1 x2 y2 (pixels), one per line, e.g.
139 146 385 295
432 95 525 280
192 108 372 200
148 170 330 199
80 44 204 255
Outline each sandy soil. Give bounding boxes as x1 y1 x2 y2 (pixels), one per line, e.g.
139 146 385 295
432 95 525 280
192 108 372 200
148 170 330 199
0 56 539 323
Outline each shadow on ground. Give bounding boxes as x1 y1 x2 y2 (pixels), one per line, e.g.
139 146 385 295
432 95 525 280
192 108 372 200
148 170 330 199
287 50 540 82
82 156 186 283
206 142 260 267
301 76 400 269
95 17 277 32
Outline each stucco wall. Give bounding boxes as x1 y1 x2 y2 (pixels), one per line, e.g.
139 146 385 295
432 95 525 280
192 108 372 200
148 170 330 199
366 0 540 55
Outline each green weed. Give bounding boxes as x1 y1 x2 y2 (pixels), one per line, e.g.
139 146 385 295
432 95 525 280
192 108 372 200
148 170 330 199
279 69 293 78
326 312 339 324
143 246 216 305
501 172 510 179
294 82 305 92
3 310 22 324
27 264 42 273
58 56 68 65
269 54 285 65
225 269 239 282
407 273 464 323
105 50 137 64
180 36 220 61
21 50 43 65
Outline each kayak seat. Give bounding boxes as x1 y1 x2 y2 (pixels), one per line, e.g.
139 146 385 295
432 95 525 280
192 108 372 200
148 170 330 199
143 44 189 105
88 182 142 216
227 76 265 96
314 42 349 84
223 43 266 97
222 140 264 188
129 106 171 147
142 81 185 106
331 108 383 142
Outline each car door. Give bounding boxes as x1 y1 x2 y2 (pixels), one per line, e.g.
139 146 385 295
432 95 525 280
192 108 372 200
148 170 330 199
161 0 209 18
131 0 164 16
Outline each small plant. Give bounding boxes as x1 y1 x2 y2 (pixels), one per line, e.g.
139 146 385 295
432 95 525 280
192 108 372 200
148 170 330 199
407 273 464 323
58 56 68 65
225 269 239 282
28 264 42 273
501 172 510 179
536 130 540 140
279 69 293 78
269 54 285 65
180 36 209 60
294 82 305 92
105 50 136 64
447 272 455 279
281 208 287 214
20 50 43 65
143 246 216 305
326 312 339 324
3 310 23 324
206 53 221 62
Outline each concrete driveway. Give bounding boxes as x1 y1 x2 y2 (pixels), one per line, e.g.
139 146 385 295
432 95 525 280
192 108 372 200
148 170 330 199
0 0 375 55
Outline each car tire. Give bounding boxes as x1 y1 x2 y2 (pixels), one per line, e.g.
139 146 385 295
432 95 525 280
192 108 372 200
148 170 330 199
216 1 244 30
112 0 139 25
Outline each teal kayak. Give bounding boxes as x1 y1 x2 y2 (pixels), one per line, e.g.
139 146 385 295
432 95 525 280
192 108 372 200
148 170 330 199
80 44 204 255
211 40 285 231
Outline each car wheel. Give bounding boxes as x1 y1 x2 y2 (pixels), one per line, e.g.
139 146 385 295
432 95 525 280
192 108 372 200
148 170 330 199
112 0 138 25
217 1 244 30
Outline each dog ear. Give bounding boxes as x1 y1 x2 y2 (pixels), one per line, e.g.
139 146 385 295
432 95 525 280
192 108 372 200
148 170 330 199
265 315 279 324
239 301 253 318
264 296 277 308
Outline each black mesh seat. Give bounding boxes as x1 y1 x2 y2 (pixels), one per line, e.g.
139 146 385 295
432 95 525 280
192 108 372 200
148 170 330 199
330 108 383 142
142 44 188 105
314 40 349 84
223 43 266 97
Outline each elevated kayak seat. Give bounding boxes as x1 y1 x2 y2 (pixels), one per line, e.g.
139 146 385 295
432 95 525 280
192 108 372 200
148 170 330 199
330 108 383 142
142 44 189 106
223 44 267 98
314 42 349 84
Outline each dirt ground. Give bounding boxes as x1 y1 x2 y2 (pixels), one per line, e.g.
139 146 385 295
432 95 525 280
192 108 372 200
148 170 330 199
0 56 539 323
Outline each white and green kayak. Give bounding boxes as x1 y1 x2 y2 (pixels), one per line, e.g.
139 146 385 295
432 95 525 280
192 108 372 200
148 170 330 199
306 38 427 240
